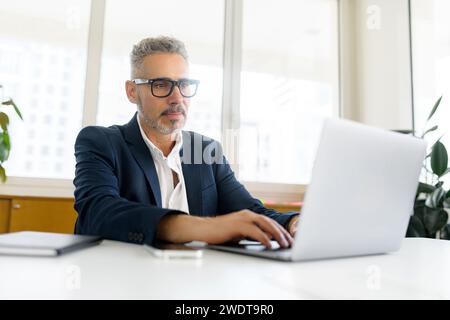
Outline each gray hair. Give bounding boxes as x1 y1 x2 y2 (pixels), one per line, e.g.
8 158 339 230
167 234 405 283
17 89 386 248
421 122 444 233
130 36 188 78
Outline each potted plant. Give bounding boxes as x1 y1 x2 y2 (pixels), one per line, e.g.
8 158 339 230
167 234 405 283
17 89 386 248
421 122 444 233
0 84 23 183
406 96 450 239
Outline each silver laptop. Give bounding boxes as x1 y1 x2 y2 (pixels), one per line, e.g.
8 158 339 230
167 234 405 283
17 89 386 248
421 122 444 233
209 118 426 261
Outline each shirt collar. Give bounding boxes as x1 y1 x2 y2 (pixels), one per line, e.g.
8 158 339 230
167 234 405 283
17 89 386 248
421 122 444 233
137 115 183 160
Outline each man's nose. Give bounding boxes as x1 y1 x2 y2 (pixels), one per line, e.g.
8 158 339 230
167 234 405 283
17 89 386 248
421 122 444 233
167 84 184 103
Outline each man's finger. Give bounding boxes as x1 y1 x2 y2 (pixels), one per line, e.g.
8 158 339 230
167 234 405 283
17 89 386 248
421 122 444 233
241 224 272 248
254 217 289 248
264 232 274 240
279 222 294 245
262 216 294 247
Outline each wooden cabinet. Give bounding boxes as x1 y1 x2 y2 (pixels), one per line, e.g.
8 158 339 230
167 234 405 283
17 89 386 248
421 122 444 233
0 199 11 233
265 202 302 213
0 196 77 234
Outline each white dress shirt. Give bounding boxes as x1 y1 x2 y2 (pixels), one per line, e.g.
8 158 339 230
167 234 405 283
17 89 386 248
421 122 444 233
137 117 190 214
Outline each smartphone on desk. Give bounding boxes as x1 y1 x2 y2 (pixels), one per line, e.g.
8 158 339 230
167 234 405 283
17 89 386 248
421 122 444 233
145 242 204 259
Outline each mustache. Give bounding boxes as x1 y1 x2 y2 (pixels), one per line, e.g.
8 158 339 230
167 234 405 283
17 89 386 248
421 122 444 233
161 105 186 116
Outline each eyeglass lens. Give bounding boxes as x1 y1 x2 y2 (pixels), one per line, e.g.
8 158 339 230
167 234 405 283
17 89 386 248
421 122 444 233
151 79 197 98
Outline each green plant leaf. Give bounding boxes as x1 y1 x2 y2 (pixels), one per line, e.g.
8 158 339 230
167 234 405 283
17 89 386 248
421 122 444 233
2 132 10 150
2 99 23 120
0 132 11 162
406 215 427 237
417 182 436 194
427 95 443 121
435 181 444 188
423 207 448 235
430 141 448 177
421 125 439 138
0 137 10 162
0 112 9 131
444 198 450 209
0 165 6 183
440 224 450 240
413 201 427 223
11 100 23 120
393 129 414 135
425 186 446 208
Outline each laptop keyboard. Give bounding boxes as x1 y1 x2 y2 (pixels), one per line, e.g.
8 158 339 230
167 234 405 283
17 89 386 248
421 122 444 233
209 240 293 260
234 240 283 251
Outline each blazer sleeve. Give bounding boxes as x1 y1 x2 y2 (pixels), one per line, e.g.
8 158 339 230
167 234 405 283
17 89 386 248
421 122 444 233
73 126 181 245
212 141 299 229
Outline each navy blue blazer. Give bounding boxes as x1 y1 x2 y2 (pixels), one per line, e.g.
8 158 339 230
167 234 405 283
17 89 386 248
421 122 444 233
73 113 298 245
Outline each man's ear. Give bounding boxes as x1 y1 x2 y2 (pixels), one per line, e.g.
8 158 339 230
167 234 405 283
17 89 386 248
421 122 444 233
125 80 139 104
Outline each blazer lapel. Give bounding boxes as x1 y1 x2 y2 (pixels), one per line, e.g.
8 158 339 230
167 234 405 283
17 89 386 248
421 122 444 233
181 131 203 216
122 113 162 207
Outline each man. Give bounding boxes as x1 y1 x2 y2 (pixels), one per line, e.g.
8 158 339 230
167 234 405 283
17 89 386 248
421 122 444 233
74 36 299 248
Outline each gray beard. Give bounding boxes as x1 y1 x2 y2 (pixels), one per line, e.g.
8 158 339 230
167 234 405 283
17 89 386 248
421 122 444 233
138 105 183 135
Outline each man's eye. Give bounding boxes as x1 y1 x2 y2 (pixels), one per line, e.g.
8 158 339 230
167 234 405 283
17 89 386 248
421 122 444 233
154 81 169 88
179 81 189 89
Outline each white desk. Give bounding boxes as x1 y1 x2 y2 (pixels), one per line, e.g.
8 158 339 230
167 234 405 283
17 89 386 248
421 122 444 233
0 238 449 299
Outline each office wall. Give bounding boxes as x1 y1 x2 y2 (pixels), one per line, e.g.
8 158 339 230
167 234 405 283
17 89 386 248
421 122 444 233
341 0 413 131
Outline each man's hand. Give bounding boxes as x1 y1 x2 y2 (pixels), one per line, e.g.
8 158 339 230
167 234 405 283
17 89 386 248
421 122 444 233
287 215 299 237
206 210 294 248
156 210 294 249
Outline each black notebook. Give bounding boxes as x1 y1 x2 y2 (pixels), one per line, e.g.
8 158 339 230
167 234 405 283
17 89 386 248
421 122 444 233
0 231 102 256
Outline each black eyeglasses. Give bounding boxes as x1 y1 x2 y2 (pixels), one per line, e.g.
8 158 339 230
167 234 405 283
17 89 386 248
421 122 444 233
132 78 200 98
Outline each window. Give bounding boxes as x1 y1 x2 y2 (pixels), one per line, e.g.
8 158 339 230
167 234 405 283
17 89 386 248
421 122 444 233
96 0 225 142
0 0 91 179
411 0 450 187
0 0 340 199
239 0 339 184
